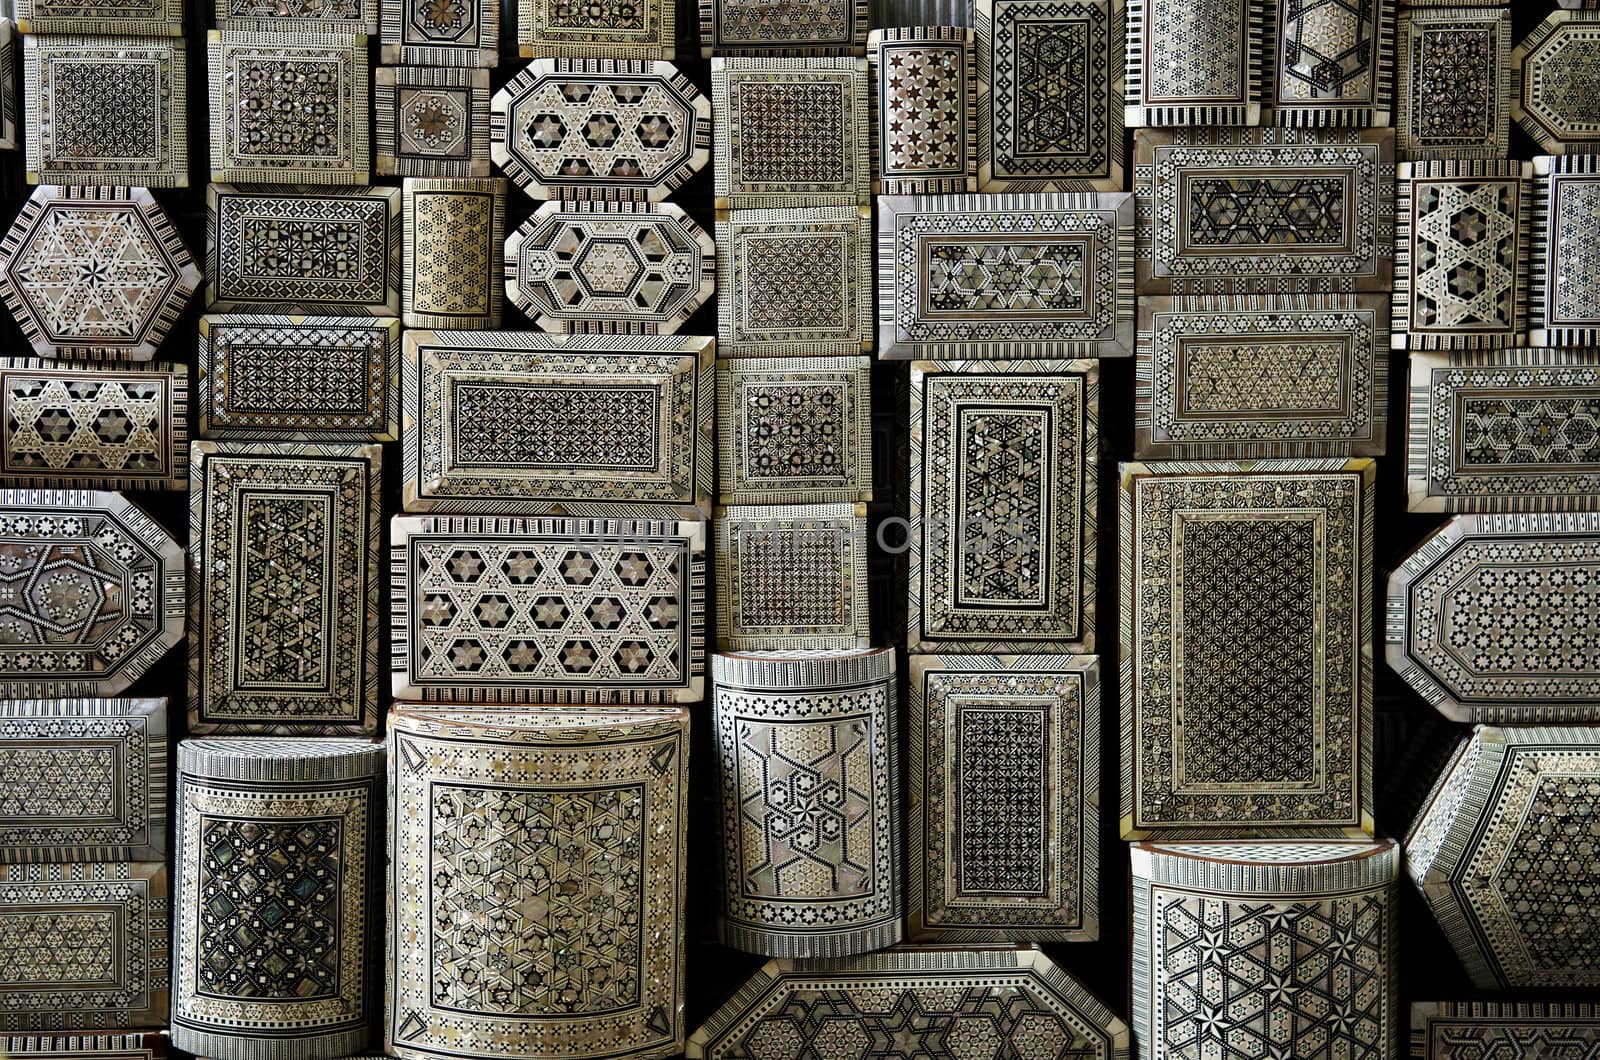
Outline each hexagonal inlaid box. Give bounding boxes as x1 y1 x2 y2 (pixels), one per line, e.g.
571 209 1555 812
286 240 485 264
1405 725 1600 989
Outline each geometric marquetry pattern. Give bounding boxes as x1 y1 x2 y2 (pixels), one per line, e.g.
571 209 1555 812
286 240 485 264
711 649 901 958
696 0 866 57
715 504 869 651
1265 0 1394 128
375 67 491 178
520 0 673 60
1411 1002 1600 1059
0 187 200 361
867 27 975 195
1125 0 1264 127
1395 7 1510 161
379 0 498 66
1531 154 1600 347
401 178 506 330
715 356 872 505
1512 11 1600 156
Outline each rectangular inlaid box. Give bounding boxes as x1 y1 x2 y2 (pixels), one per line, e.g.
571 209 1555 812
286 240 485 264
698 0 867 57
24 36 187 187
712 57 870 209
375 67 491 177
198 315 400 441
0 698 167 862
911 360 1097 653
380 0 498 65
1531 155 1600 346
717 207 874 357
1394 160 1531 350
17 0 182 34
214 0 376 31
189 442 382 735
1135 294 1388 458
977 0 1124 192
1412 1002 1600 1058
206 185 401 315
391 516 706 703
716 356 872 505
208 32 369 185
1265 0 1393 128
1125 0 1263 126
868 27 975 194
1121 459 1375 838
1134 128 1395 294
521 0 673 57
1407 349 1600 512
716 504 869 651
878 193 1134 358
0 20 14 151
0 862 169 1030
909 655 1099 942
0 359 188 490
1395 6 1510 160
403 331 713 517
402 178 506 329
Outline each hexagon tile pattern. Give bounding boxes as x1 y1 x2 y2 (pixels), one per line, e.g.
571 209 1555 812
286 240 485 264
0 187 200 361
1406 725 1600 989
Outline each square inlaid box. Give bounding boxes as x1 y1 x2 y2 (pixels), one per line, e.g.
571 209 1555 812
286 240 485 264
1135 294 1389 458
380 0 498 65
16 0 181 34
214 0 376 31
1531 155 1600 346
206 185 401 315
715 503 869 651
198 315 400 441
698 0 867 57
402 178 506 330
0 698 168 862
1125 0 1263 126
391 518 706 703
912 360 1097 653
0 359 188 490
1395 6 1511 160
375 67 490 177
189 442 382 735
208 31 369 185
1411 1002 1600 1058
909 654 1099 942
868 27 975 194
717 207 873 357
23 36 186 187
403 331 714 517
712 57 870 209
1134 127 1396 295
1394 160 1531 349
1405 349 1600 513
1121 459 1375 838
716 356 872 505
0 862 170 1030
520 0 673 57
976 0 1123 192
880 193 1134 358
1264 0 1393 128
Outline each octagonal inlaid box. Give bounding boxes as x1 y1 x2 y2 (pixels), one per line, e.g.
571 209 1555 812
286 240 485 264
712 649 900 958
380 0 498 65
1136 294 1388 458
388 706 689 1060
0 862 169 1030
1411 1002 1600 1058
492 59 709 202
1389 512 1600 722
977 0 1124 192
1124 0 1263 126
909 655 1099 942
1394 161 1532 350
1405 349 1600 513
716 207 873 357
23 36 187 187
375 67 491 178
1531 155 1600 346
0 698 168 863
912 360 1096 653
1134 128 1395 295
1395 6 1511 160
392 515 706 704
506 201 714 336
712 57 870 209
0 359 188 490
688 948 1129 1060
879 194 1134 358
172 738 384 1060
206 185 401 316
1121 459 1375 839
0 186 199 361
402 178 506 330
716 503 869 651
715 356 872 505
198 315 400 441
1406 725 1600 989
403 331 713 517
0 489 183 699
1513 10 1600 155
1133 841 1399 1060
